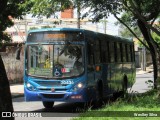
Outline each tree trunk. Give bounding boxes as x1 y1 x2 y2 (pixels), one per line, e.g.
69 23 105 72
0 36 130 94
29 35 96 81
151 51 158 89
0 55 14 120
137 19 158 89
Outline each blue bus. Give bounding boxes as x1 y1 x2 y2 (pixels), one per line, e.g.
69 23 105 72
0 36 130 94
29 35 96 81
23 28 135 108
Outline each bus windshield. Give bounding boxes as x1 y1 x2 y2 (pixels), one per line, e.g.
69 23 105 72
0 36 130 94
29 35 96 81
27 44 84 78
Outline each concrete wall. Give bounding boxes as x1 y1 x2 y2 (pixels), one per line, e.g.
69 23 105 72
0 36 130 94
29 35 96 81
1 46 24 84
135 49 152 68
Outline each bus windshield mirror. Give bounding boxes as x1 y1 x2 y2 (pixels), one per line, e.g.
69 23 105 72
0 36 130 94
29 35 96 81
59 41 71 56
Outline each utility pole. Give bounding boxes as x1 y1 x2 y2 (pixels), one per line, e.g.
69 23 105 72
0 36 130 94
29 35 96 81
142 47 146 71
76 0 80 28
104 19 107 34
25 15 27 35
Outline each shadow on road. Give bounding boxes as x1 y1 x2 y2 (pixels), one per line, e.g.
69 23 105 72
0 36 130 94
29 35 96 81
33 102 86 113
32 98 112 114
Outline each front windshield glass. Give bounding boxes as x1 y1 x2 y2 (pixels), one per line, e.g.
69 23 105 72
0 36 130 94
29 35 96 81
27 44 84 78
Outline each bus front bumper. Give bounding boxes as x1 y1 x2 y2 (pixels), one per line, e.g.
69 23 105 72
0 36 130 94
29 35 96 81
24 88 89 102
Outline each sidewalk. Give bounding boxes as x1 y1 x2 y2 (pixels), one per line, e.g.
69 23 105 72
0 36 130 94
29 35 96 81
10 84 24 98
10 67 153 98
136 66 153 75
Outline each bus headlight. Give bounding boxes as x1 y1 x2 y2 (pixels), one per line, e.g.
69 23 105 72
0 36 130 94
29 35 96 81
26 82 36 91
70 81 86 92
77 83 83 88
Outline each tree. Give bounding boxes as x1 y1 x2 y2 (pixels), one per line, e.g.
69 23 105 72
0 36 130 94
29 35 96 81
29 0 71 18
0 1 31 119
24 0 160 89
80 0 160 89
118 24 141 38
29 0 84 28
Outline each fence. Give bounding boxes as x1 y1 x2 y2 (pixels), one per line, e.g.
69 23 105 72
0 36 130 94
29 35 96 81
135 49 152 68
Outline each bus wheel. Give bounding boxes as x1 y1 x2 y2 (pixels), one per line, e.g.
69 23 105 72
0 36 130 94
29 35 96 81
121 76 128 98
122 76 128 93
42 101 54 109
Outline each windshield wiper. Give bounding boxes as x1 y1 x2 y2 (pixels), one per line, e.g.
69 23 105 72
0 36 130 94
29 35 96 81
59 41 71 56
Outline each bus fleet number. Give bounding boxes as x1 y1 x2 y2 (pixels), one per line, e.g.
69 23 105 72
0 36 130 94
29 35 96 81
61 80 74 85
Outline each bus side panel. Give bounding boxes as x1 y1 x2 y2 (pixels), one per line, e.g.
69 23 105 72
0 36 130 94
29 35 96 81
101 64 112 97
86 66 97 101
107 63 121 94
114 63 123 91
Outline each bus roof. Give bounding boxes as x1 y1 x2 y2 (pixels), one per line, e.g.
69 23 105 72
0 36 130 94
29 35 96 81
28 28 84 33
28 28 133 43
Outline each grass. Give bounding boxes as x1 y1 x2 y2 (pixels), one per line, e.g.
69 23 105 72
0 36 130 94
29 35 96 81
73 89 160 120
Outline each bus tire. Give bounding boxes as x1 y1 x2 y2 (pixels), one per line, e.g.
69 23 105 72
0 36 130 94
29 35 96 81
121 76 128 98
122 76 128 93
43 101 54 109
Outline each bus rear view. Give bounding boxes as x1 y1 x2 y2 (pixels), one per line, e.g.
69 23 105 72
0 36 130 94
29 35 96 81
24 28 87 108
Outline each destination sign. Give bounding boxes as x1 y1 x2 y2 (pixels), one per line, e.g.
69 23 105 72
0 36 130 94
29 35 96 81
45 33 66 39
27 31 84 42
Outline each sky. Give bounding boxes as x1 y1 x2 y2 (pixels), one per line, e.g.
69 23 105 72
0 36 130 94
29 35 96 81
26 10 119 36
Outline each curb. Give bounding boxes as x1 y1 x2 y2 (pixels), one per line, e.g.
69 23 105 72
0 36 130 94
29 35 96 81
12 93 24 99
136 70 153 75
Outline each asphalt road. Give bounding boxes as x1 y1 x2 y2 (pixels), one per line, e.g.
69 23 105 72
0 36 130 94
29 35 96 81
12 72 153 120
13 98 82 120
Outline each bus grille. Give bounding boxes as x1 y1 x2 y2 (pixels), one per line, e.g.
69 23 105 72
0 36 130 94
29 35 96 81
35 81 67 87
38 88 67 91
42 94 65 99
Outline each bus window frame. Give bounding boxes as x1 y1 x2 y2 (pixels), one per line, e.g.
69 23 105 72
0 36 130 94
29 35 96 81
26 43 86 79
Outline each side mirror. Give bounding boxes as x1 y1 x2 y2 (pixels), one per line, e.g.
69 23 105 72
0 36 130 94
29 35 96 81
16 48 21 60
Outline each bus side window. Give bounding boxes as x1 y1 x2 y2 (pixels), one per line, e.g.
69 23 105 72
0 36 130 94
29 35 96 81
107 42 110 63
125 44 128 62
100 40 108 63
130 45 135 62
88 43 94 65
119 43 123 62
109 42 115 63
122 44 127 62
114 42 117 62
95 40 101 64
127 44 131 62
116 43 121 62
133 45 135 62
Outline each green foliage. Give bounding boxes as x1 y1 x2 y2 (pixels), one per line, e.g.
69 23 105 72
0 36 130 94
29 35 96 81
73 90 160 120
115 11 141 38
41 26 52 29
0 0 32 42
81 0 160 34
29 27 39 30
119 26 141 38
29 0 72 18
152 32 160 45
81 1 160 87
81 0 122 21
